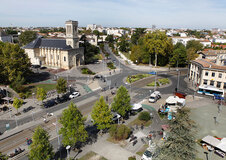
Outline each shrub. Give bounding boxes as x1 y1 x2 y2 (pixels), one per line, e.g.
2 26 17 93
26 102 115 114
147 81 160 87
158 78 169 85
138 111 151 122
107 62 116 69
81 68 95 75
128 156 136 160
109 124 131 141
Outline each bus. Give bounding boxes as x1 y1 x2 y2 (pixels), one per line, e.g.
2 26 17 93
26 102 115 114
197 85 224 98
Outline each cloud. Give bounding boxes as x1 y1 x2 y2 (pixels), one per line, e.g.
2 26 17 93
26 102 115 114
0 0 226 28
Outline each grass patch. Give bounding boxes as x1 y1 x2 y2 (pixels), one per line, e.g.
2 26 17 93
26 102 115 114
107 136 127 147
107 62 116 69
127 74 152 83
147 81 160 87
136 144 149 156
78 151 107 160
128 117 152 127
158 78 170 85
31 83 56 92
81 67 95 75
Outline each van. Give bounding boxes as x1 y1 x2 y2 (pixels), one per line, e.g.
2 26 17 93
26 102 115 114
149 91 161 103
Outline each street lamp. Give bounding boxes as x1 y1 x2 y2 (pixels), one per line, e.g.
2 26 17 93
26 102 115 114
51 113 60 149
154 71 157 91
31 111 35 121
32 92 35 104
66 145 71 159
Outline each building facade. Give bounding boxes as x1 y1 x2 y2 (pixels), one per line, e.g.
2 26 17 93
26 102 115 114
189 59 226 90
24 20 84 69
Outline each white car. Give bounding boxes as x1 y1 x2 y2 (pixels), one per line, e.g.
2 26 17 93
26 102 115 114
69 92 80 99
149 91 161 103
142 150 153 160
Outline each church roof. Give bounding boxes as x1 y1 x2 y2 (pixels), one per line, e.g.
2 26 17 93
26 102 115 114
23 37 72 50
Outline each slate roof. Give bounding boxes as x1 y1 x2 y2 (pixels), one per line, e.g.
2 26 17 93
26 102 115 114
23 37 72 50
0 29 7 37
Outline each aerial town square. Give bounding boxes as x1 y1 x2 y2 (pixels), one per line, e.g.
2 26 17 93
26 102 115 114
0 0 226 160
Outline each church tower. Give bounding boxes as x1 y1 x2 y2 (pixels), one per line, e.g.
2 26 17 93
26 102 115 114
65 20 79 49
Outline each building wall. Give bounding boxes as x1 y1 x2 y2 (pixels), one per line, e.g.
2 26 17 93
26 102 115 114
189 63 226 90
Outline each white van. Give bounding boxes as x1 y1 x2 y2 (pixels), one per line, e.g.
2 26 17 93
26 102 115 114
149 91 161 103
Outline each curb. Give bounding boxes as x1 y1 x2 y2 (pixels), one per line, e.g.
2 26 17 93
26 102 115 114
0 130 24 142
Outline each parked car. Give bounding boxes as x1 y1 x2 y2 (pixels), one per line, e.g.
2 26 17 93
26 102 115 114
43 100 56 108
175 91 186 99
149 91 161 103
130 103 143 114
55 94 70 103
23 106 34 113
69 92 80 99
142 150 153 160
94 75 102 79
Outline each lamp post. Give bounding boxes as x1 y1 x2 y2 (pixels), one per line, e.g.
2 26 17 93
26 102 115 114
31 111 34 121
66 145 71 159
154 71 157 91
51 113 60 149
6 86 12 118
32 92 35 104
15 116 18 127
204 151 209 160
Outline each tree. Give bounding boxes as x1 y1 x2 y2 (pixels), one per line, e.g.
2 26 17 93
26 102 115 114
0 152 8 160
59 102 88 147
29 126 54 160
105 35 114 43
91 96 113 130
13 97 23 114
186 40 203 52
155 108 197 160
142 31 173 67
56 77 67 95
117 36 130 52
36 88 47 105
0 42 31 84
131 28 146 45
186 47 198 64
170 42 187 67
19 31 37 46
111 86 131 117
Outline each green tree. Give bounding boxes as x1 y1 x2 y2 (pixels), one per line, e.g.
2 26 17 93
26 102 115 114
19 31 37 46
105 35 114 43
0 151 8 160
142 31 173 67
29 126 54 160
155 108 197 160
131 28 146 45
111 86 131 117
13 97 23 114
170 42 187 67
59 102 88 147
91 96 113 130
0 42 31 84
186 40 203 52
56 77 67 94
36 88 47 105
186 47 198 64
117 35 130 52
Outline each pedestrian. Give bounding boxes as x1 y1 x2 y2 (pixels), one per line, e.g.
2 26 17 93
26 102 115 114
141 123 144 130
136 124 138 130
214 117 217 124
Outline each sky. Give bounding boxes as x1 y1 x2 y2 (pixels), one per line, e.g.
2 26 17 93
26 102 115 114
1 0 226 29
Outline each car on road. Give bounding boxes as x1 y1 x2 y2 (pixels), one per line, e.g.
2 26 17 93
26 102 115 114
69 92 80 99
142 150 153 160
149 91 161 103
148 71 156 75
94 74 103 79
43 100 56 108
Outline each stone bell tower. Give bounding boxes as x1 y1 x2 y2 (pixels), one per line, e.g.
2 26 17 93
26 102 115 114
65 20 79 49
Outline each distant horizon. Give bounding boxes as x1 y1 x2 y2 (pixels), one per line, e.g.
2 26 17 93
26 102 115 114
1 0 226 30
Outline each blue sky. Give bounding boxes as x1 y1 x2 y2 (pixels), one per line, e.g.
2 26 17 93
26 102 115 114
1 0 226 29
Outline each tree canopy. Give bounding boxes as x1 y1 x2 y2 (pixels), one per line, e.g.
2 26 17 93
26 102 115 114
117 35 130 52
105 35 114 43
13 97 23 113
170 42 187 67
186 40 203 52
111 86 131 117
155 108 197 160
56 77 67 94
29 126 54 160
0 42 31 84
59 102 88 147
19 31 37 46
0 151 8 160
131 28 146 45
91 96 113 130
36 87 47 104
130 31 173 66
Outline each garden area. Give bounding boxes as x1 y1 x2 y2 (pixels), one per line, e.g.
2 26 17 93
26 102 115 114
126 74 152 83
107 62 116 69
147 78 170 87
81 67 96 75
128 111 152 127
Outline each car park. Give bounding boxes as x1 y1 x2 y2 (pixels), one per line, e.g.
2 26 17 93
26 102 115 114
149 91 161 103
69 92 80 99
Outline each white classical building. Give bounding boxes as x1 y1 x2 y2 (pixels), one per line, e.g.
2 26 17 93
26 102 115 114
23 20 84 69
189 59 226 90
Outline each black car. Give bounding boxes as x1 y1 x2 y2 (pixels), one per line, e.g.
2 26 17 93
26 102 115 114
23 106 34 113
43 100 56 108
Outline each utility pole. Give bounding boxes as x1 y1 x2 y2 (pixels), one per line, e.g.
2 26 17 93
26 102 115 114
154 71 157 91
